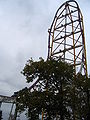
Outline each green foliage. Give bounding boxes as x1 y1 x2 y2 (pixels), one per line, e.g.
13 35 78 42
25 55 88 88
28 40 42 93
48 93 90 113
16 58 90 120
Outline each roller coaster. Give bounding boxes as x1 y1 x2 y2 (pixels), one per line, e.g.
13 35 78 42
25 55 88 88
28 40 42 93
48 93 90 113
48 0 87 76
28 0 88 95
0 0 87 119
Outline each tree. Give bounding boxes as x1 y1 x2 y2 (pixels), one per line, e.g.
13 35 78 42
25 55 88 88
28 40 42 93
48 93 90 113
16 58 89 120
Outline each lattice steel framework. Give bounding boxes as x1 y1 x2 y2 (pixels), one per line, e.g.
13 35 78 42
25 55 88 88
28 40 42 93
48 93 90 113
48 0 87 76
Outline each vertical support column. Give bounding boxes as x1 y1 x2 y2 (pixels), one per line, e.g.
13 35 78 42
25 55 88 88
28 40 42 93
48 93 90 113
42 108 44 120
81 14 88 76
72 21 76 74
68 5 76 74
64 3 68 61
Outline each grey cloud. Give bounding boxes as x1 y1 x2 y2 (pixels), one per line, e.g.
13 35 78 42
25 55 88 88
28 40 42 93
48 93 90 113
0 0 90 96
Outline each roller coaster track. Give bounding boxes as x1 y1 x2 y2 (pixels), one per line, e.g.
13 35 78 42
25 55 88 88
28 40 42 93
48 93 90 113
48 0 87 76
29 0 88 91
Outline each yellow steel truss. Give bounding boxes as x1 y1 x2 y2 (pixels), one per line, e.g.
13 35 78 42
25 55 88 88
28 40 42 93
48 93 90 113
48 0 87 76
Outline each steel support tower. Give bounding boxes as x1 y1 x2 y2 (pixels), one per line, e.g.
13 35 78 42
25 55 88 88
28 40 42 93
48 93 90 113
48 0 87 76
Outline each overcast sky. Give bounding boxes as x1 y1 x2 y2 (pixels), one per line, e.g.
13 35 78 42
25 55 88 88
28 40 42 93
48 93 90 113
0 0 90 96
